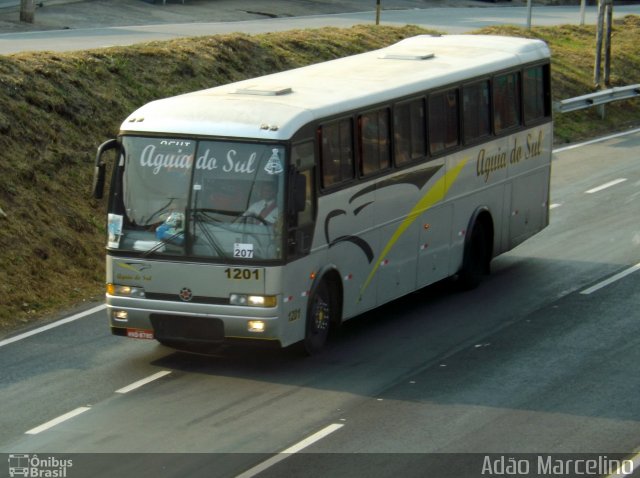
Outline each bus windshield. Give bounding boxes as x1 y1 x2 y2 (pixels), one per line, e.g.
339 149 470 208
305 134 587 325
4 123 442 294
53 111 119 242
107 137 286 260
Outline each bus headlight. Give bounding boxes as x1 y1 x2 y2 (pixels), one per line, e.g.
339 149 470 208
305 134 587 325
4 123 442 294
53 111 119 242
230 294 277 307
107 283 146 298
248 320 266 333
113 310 128 321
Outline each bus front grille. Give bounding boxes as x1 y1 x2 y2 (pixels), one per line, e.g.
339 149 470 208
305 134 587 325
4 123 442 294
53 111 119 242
150 314 224 342
145 293 230 305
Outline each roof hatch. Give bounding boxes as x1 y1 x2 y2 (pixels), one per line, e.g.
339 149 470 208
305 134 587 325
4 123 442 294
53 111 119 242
234 85 293 96
378 51 435 61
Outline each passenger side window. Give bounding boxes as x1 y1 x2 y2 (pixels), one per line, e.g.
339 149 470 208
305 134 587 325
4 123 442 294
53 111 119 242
493 72 521 133
320 119 354 188
428 89 459 155
359 109 391 176
393 98 426 166
462 80 491 144
523 64 550 124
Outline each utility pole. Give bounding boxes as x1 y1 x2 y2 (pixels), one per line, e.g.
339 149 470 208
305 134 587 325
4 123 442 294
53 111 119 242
20 0 35 23
594 0 613 118
604 0 613 87
594 0 613 89
526 0 532 30
580 0 586 26
375 0 381 25
594 0 604 87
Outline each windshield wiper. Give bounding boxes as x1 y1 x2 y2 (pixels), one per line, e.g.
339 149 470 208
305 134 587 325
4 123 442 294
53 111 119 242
193 207 239 218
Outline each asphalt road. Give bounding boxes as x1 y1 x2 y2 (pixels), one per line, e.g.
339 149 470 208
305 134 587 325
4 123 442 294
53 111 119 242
1 129 639 477
1 4 640 54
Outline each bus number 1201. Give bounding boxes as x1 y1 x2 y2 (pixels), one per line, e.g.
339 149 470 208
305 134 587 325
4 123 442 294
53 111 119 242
225 268 260 280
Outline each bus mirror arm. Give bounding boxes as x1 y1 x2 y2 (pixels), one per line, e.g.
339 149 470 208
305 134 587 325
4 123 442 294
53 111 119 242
92 139 119 200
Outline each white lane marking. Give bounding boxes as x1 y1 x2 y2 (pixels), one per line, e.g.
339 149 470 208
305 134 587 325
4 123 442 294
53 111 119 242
0 304 106 348
235 423 344 478
115 371 172 394
585 178 627 194
553 127 640 154
606 451 640 478
580 262 640 295
25 407 91 435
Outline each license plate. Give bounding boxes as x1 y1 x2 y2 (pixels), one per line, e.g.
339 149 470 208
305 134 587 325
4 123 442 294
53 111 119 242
127 328 154 340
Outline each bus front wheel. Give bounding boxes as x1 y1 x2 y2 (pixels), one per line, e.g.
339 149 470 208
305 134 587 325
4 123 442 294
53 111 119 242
303 281 332 355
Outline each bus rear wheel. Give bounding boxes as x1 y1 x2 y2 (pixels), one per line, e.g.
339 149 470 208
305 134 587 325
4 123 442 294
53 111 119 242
458 219 490 290
303 281 332 355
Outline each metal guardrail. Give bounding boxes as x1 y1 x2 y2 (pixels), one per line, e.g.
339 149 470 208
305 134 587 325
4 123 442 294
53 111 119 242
554 84 640 113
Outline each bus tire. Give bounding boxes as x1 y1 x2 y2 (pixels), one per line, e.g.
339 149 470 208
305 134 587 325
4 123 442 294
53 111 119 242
458 218 490 290
303 280 332 355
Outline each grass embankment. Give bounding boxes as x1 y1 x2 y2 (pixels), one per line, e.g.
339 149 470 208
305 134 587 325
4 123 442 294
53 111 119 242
0 20 639 335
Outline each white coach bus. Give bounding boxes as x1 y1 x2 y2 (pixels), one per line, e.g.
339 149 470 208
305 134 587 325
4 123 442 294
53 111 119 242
93 34 552 354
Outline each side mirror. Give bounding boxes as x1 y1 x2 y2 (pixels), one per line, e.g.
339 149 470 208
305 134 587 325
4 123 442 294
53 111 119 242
92 164 106 200
92 139 119 199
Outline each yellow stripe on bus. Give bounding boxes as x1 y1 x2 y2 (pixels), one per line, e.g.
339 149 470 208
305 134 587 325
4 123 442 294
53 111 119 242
358 157 468 301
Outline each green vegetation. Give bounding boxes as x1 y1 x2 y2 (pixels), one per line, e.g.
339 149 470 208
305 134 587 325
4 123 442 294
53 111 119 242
0 20 638 335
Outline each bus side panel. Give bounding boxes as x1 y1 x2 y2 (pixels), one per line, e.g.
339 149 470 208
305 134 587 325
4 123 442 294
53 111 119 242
279 253 325 347
446 143 508 276
506 124 552 249
374 178 425 305
500 182 513 256
447 125 552 272
448 183 507 276
319 188 378 320
417 203 453 288
508 168 550 249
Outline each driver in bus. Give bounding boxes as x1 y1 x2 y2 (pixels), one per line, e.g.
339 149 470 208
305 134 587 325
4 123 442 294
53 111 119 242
244 179 279 224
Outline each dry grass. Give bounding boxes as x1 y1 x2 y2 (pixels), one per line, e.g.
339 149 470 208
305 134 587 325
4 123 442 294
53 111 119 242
0 20 639 335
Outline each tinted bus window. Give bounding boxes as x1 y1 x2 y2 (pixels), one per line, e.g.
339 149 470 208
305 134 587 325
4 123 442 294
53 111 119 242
462 80 491 144
320 119 354 188
429 89 459 155
493 72 521 133
394 98 426 166
523 65 549 124
359 109 391 176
